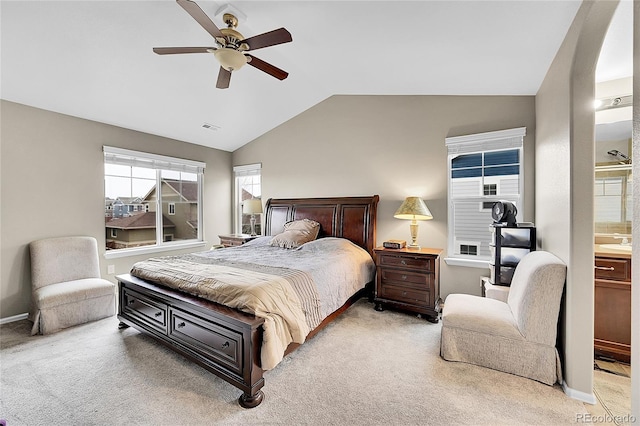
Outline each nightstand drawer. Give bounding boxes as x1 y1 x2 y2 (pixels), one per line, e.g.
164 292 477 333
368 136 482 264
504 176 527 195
378 253 433 271
380 284 431 307
379 268 430 288
220 238 243 247
218 234 258 248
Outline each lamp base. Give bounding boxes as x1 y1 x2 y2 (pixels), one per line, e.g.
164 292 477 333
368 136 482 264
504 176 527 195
250 215 257 236
408 220 420 250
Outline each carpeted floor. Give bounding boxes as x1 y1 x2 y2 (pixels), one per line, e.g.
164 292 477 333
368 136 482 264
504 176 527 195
1 299 589 425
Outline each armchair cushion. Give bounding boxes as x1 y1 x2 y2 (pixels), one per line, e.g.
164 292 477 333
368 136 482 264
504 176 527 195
33 278 115 310
441 294 524 341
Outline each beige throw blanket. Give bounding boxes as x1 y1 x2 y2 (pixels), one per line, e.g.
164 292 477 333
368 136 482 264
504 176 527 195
130 254 322 370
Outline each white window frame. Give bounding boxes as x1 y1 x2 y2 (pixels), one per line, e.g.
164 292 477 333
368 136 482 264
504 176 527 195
103 146 206 259
168 202 176 215
233 163 262 235
445 127 526 268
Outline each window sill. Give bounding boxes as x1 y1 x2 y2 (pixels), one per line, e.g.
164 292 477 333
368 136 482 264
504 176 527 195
104 241 207 260
444 257 491 269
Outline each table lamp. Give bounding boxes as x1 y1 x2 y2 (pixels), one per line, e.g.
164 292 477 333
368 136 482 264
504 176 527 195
394 197 433 250
243 198 263 236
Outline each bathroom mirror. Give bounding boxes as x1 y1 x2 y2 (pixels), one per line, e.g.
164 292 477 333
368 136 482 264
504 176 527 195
595 114 632 234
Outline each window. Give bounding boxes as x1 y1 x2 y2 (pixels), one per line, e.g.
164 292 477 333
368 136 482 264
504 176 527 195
483 184 497 195
460 244 478 256
446 127 525 266
233 163 262 235
104 146 205 256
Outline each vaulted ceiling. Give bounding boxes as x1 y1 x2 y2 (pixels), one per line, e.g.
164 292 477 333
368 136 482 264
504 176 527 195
1 1 632 152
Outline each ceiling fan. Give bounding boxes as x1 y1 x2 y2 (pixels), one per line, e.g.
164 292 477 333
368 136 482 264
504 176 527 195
154 0 292 89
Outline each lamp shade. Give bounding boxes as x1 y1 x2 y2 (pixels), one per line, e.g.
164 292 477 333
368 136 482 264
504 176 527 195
243 198 263 215
394 197 433 221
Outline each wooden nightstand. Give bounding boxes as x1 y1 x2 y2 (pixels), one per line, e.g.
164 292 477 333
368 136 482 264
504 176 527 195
218 234 259 248
373 247 442 323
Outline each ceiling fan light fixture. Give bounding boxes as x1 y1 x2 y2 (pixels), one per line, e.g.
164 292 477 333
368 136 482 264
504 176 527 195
214 48 247 72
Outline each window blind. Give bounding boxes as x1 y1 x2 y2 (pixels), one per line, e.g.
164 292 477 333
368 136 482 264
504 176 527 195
103 146 206 174
233 163 261 177
446 127 526 155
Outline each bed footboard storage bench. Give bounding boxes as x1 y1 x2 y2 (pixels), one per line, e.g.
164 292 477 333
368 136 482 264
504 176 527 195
118 274 266 408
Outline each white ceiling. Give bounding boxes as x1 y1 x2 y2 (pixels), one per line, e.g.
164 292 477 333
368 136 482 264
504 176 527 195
1 1 633 152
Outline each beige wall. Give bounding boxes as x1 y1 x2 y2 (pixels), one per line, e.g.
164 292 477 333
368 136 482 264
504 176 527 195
232 95 536 299
535 0 618 400
0 100 233 319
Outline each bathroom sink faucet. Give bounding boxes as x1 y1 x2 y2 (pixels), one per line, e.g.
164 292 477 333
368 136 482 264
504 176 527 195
613 235 631 245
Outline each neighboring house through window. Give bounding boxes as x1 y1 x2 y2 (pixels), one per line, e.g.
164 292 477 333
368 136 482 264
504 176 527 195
233 163 262 235
445 127 526 267
104 146 205 257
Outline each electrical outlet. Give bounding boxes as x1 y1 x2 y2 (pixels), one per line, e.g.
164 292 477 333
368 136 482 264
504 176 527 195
107 265 115 274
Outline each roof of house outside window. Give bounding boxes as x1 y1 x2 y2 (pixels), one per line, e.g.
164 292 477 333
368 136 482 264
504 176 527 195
105 212 175 230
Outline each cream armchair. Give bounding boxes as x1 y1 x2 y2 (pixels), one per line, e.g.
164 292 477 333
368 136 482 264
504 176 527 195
29 236 116 335
440 251 567 385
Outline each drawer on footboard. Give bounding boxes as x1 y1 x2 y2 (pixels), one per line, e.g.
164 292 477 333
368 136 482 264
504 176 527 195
169 307 244 376
121 288 168 334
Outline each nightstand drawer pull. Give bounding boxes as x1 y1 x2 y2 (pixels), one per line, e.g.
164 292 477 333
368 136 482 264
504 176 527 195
401 275 407 280
401 260 407 265
154 311 162 317
177 322 186 329
222 341 230 349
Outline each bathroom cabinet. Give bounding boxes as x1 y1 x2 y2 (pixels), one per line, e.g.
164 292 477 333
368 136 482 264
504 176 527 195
594 253 631 363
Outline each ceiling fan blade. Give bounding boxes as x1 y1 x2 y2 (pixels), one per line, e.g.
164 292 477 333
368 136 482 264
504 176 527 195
216 67 231 89
177 0 224 40
246 54 288 80
153 47 215 55
241 28 292 51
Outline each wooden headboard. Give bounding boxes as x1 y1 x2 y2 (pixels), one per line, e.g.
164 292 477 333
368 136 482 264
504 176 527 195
264 195 379 256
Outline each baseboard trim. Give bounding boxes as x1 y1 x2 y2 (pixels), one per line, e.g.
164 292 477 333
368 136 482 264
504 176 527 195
562 381 597 404
0 313 29 325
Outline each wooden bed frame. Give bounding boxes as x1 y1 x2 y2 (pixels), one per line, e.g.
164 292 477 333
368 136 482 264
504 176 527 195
116 195 378 408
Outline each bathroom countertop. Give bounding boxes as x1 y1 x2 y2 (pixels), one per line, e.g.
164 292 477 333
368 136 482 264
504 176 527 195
594 244 632 259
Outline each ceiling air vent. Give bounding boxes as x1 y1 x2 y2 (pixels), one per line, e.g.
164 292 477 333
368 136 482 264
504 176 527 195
202 122 221 131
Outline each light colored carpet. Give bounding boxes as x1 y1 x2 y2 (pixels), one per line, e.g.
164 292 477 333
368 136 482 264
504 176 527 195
1 299 587 425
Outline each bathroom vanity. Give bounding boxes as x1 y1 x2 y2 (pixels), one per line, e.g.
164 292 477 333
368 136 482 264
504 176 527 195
594 244 631 363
